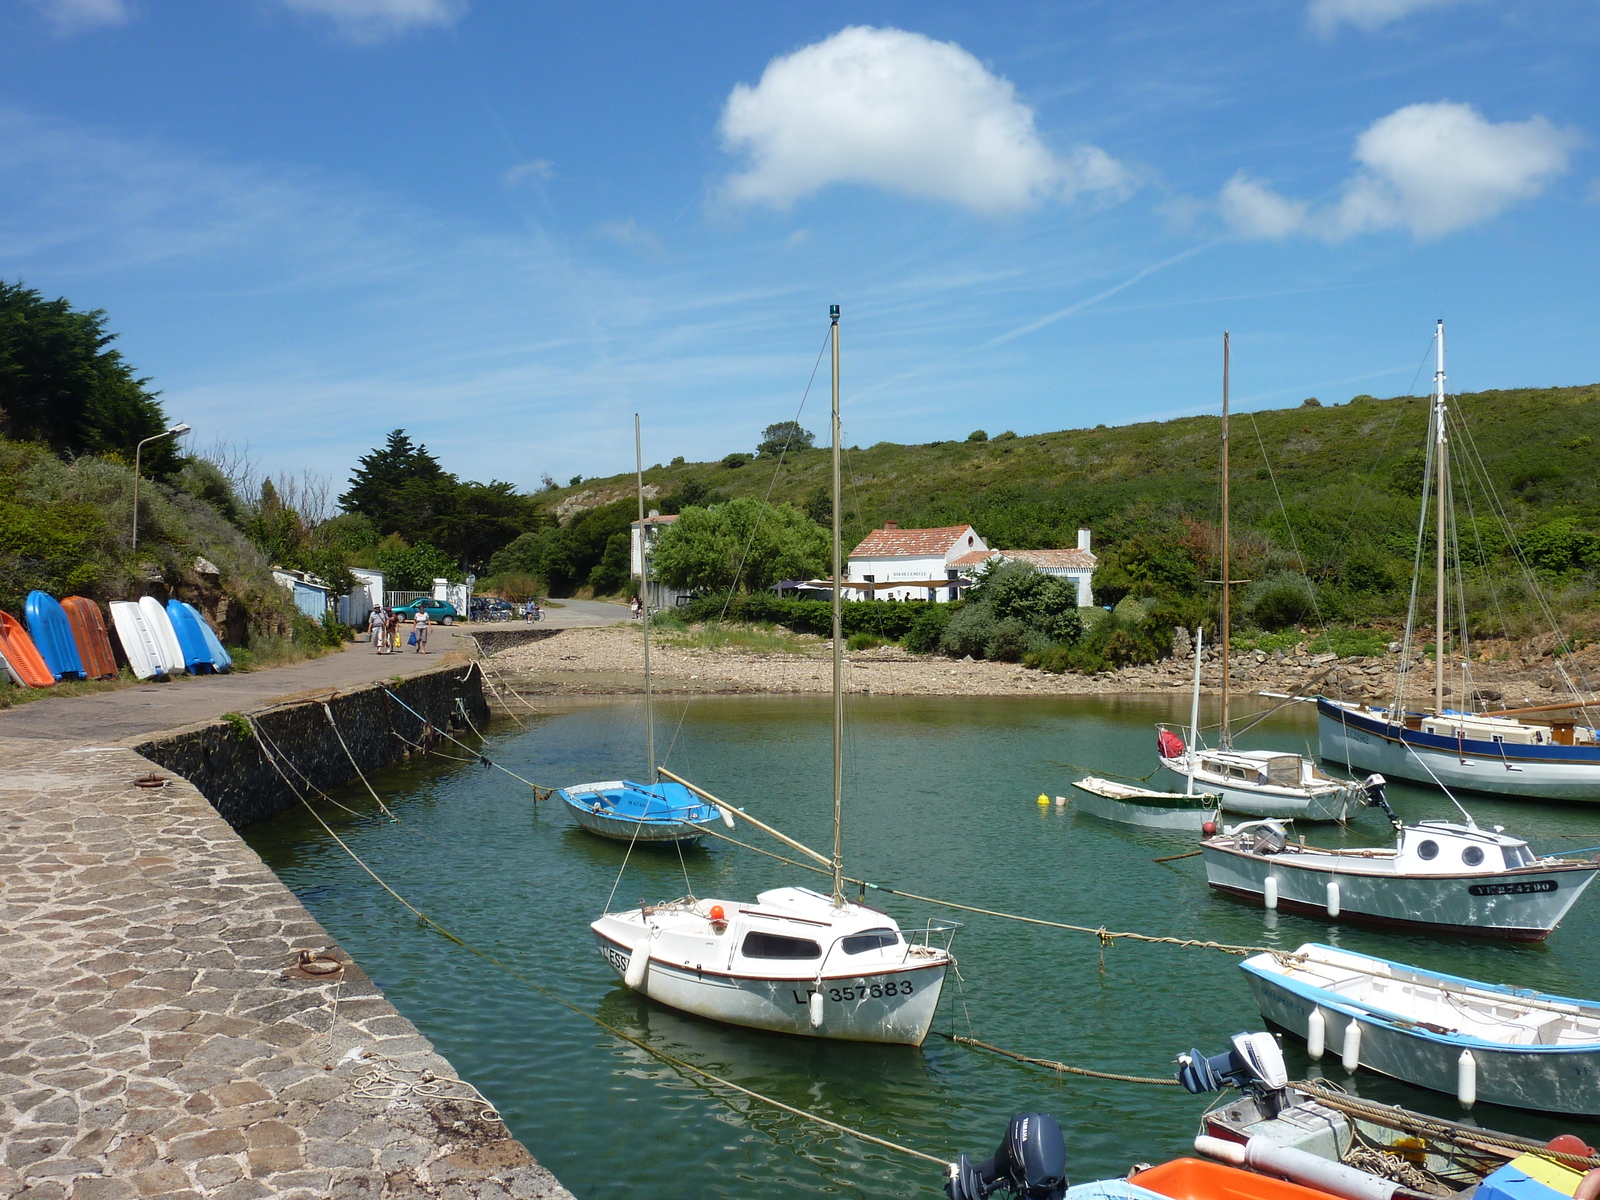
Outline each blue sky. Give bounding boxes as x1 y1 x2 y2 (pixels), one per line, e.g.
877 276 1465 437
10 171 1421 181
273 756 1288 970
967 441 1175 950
2 0 1595 492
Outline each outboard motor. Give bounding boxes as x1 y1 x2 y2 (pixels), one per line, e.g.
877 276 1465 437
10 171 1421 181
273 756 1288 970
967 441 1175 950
1359 774 1400 831
947 1113 1067 1200
1176 1033 1291 1116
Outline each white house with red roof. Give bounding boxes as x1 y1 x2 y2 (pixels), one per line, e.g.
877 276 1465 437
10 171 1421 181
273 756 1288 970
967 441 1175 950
949 528 1099 607
845 522 988 602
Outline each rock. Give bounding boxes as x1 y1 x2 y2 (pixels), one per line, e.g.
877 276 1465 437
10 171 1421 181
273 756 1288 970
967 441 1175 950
1472 688 1503 703
1173 627 1192 656
193 556 221 578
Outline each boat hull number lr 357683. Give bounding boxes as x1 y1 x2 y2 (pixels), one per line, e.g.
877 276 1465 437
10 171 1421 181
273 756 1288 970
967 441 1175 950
792 981 914 1005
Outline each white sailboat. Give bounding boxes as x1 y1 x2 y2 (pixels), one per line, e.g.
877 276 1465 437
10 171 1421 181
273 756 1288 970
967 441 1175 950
590 305 956 1045
1158 333 1362 822
1074 627 1226 831
1318 322 1600 801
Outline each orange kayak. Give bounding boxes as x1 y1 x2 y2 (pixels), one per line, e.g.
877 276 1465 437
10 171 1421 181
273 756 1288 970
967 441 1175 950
0 611 56 688
61 596 120 680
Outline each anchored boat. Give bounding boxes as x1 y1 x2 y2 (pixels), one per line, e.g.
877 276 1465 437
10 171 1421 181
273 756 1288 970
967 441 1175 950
1318 323 1600 802
591 306 955 1044
1241 942 1600 1115
1202 801 1597 940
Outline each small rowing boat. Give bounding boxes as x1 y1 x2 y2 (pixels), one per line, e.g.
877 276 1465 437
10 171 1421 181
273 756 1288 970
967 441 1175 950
1241 942 1600 1115
558 778 720 844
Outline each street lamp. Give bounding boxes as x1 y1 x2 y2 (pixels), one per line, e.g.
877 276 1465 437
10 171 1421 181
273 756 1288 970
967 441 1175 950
131 422 191 550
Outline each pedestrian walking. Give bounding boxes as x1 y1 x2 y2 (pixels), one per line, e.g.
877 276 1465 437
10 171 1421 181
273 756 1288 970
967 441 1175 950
369 605 385 651
386 607 400 653
414 607 430 653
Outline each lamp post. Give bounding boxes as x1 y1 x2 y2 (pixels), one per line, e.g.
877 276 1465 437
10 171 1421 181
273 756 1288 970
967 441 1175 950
131 422 191 550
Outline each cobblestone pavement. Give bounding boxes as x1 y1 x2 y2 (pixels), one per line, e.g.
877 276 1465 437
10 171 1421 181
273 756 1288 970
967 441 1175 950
0 738 573 1200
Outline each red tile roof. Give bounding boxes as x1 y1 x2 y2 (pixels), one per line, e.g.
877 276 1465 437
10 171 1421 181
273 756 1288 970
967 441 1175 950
949 548 1098 569
849 525 978 559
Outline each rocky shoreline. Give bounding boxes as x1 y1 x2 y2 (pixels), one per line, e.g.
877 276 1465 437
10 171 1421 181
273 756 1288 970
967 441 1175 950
485 625 1599 709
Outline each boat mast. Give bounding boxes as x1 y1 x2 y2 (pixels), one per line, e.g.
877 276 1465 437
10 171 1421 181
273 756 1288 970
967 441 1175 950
1188 627 1203 796
1434 320 1447 716
829 304 845 908
635 413 655 782
1220 331 1232 749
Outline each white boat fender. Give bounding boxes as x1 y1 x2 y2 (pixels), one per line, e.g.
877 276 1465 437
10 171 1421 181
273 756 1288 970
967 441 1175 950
1341 1021 1361 1072
624 937 652 990
1457 1049 1476 1109
1307 1007 1325 1061
717 806 735 829
1194 1135 1399 1200
1264 876 1279 910
1326 881 1341 918
808 989 825 1029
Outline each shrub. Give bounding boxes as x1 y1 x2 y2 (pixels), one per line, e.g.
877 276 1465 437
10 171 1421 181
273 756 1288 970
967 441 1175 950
900 603 952 653
988 617 1028 662
721 453 751 469
1246 572 1317 631
966 430 988 443
940 604 995 658
318 609 351 647
846 632 886 651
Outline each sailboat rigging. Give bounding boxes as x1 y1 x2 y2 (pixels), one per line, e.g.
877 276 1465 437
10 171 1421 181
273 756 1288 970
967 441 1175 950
588 306 957 1045
557 415 723 843
1158 332 1367 821
1318 321 1600 800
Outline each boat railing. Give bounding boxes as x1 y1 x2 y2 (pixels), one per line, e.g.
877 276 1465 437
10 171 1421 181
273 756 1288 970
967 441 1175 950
901 918 963 961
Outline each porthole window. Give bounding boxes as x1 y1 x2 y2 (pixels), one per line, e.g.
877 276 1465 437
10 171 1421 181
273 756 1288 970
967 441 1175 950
1462 845 1485 867
842 928 900 955
741 931 821 960
1417 840 1439 861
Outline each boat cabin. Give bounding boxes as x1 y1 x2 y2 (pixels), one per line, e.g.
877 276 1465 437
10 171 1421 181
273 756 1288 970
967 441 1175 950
1196 750 1339 790
1394 821 1538 875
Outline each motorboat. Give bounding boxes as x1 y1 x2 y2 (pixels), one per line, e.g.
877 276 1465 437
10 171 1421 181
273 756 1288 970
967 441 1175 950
1201 797 1597 941
592 307 955 1044
1241 942 1600 1115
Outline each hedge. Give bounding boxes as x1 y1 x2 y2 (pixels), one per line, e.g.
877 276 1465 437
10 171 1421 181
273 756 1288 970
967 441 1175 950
677 592 931 639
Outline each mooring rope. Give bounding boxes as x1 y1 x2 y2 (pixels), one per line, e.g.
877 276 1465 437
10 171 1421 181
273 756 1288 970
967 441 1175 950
248 717 367 820
935 1033 1179 1086
322 702 399 821
251 723 950 1171
383 688 550 797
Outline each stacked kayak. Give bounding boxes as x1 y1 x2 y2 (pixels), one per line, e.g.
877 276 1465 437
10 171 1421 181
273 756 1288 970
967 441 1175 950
25 591 86 681
61 596 120 680
1 593 234 689
0 612 55 688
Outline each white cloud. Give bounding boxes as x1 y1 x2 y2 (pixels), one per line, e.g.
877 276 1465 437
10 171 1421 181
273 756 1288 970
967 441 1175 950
503 159 554 186
275 0 466 42
27 0 130 34
1307 0 1467 36
716 25 1129 215
1221 102 1580 241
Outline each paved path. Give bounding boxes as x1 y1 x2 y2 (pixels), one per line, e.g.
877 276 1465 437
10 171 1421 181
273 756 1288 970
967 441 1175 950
0 601 627 745
0 737 572 1200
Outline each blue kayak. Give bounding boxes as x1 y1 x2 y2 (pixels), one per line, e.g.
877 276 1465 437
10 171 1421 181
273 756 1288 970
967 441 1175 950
165 600 221 674
25 591 86 681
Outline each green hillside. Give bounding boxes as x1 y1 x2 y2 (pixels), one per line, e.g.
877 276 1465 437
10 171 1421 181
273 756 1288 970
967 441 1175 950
532 383 1600 637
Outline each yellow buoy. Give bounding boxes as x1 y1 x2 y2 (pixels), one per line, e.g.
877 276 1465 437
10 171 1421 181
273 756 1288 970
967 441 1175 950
1037 794 1050 806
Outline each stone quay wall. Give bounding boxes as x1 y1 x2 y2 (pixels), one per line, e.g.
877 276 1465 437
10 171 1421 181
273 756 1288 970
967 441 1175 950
136 666 490 828
0 737 572 1200
453 630 557 658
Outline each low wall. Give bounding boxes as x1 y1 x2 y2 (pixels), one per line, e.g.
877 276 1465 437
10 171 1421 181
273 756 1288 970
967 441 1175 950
138 663 489 827
456 627 561 656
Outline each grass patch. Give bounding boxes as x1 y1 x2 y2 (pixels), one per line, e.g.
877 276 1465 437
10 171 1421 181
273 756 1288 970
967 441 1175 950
657 621 825 655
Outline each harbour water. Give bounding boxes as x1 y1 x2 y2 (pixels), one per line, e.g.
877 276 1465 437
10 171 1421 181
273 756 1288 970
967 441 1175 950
244 693 1600 1198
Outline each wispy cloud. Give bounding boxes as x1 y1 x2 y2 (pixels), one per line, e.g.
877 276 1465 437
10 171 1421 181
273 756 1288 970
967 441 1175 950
595 218 666 258
1307 0 1469 36
1220 102 1581 241
502 159 554 186
26 0 130 35
274 0 467 43
717 25 1131 215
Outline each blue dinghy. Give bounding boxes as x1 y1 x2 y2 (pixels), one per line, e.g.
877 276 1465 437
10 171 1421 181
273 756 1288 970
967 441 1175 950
194 612 233 671
559 779 722 844
165 600 220 674
24 591 86 681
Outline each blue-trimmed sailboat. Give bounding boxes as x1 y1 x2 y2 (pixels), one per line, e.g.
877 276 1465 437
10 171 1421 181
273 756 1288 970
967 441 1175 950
1318 323 1600 802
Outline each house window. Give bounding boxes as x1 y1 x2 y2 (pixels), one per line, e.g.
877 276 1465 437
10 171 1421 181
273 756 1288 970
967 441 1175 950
741 932 821 959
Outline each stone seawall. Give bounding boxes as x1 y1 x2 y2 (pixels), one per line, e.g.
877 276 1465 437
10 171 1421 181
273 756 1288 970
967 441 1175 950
136 665 489 828
454 629 559 657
